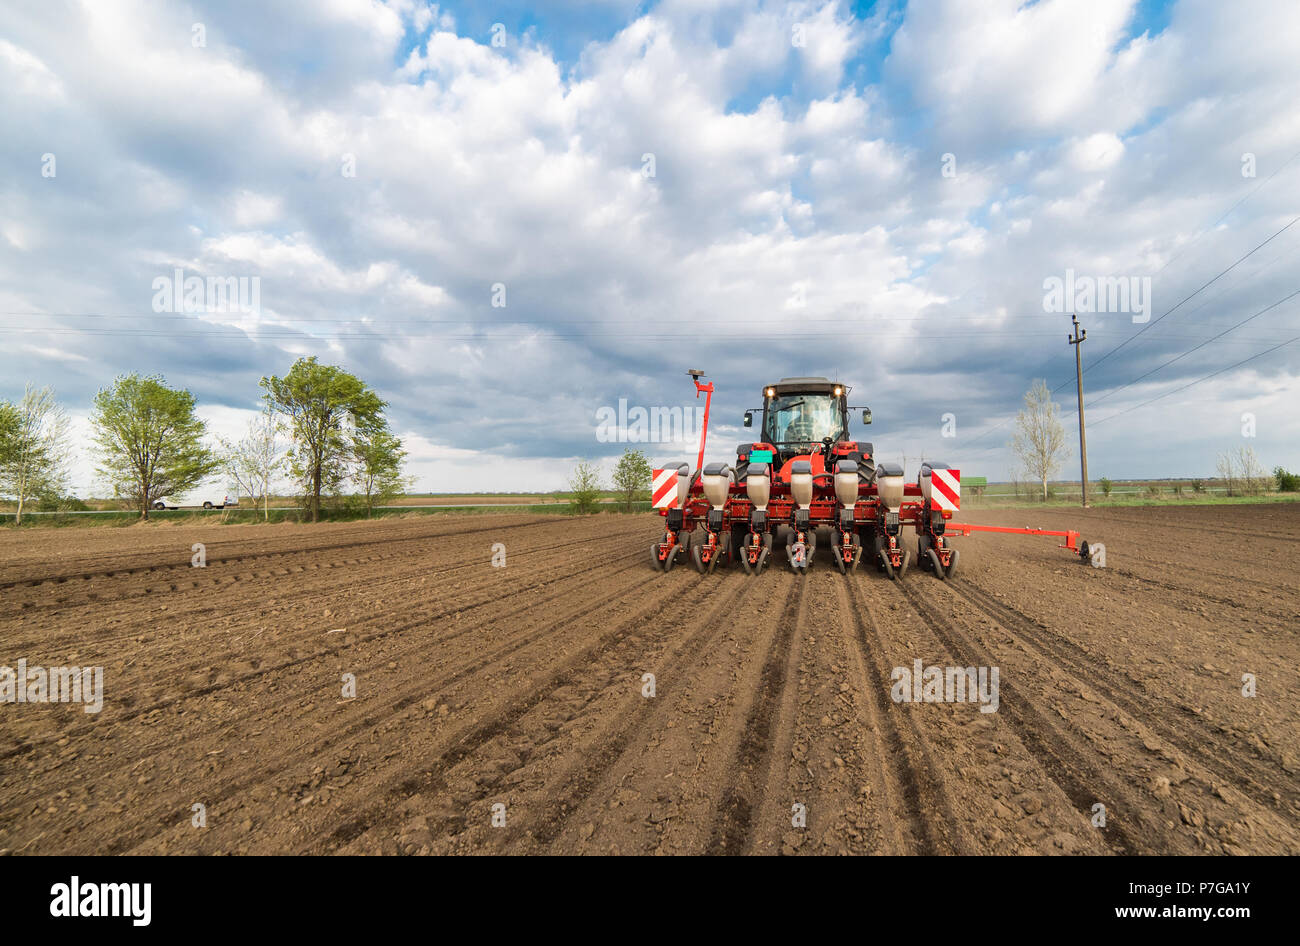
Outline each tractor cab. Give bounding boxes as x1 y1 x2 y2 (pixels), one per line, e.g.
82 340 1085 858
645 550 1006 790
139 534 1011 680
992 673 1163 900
741 377 875 485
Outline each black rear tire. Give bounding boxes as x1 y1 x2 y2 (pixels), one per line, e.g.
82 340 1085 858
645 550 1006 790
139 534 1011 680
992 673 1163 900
926 548 944 579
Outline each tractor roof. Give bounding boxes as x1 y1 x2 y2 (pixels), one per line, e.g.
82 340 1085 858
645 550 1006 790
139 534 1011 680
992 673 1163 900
767 377 845 395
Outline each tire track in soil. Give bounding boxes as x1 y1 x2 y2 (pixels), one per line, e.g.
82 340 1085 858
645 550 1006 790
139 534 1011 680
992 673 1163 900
0 545 648 766
703 575 807 855
94 551 666 856
503 571 798 855
1075 510 1300 544
894 580 1172 855
312 570 731 854
0 516 557 592
946 577 1300 815
1 525 642 673
453 575 759 853
841 576 972 855
1 520 636 628
7 544 649 813
1104 568 1297 624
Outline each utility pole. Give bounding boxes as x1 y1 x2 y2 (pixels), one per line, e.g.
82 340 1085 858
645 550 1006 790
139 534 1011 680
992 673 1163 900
1068 314 1090 508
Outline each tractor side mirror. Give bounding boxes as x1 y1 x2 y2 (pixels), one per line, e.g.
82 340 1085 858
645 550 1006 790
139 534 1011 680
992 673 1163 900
862 408 872 425
743 411 753 428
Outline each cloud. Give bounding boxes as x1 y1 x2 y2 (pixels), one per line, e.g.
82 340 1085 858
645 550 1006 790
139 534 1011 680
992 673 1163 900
1 0 1299 494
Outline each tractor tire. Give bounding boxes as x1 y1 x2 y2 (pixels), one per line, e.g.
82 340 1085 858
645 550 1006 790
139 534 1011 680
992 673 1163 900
926 548 944 579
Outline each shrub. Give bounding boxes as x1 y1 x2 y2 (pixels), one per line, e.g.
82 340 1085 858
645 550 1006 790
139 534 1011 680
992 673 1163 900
1098 477 1113 497
568 461 603 514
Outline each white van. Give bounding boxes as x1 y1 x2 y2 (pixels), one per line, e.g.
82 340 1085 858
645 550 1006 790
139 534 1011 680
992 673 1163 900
153 486 240 510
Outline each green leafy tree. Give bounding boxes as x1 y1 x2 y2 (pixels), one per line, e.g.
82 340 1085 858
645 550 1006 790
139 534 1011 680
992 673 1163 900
1275 467 1300 492
352 419 409 518
1097 476 1113 498
0 385 72 525
0 401 19 511
261 357 384 522
568 461 603 515
90 375 218 519
611 448 652 511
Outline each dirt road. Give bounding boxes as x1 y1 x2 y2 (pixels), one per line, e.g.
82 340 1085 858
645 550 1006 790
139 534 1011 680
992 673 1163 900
1 505 1296 855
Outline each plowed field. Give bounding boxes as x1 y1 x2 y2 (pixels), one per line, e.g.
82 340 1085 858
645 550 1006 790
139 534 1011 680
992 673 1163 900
1 505 1297 855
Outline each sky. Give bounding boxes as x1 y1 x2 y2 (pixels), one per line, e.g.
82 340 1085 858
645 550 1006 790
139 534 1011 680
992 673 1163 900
2 0 1298 494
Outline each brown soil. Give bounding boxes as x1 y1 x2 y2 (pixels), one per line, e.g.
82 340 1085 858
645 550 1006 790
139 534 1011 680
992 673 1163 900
0 505 1296 855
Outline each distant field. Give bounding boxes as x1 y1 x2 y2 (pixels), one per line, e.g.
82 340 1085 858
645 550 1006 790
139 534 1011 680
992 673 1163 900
4 480 1297 527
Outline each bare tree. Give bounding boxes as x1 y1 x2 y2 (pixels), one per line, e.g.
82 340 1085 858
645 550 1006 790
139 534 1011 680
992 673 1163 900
1010 379 1069 502
220 409 284 520
1215 451 1239 496
1236 444 1265 495
0 384 72 524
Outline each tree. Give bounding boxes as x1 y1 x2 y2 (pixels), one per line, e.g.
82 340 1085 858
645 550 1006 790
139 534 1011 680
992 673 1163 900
260 357 384 522
351 419 409 518
90 375 218 519
1215 451 1238 496
1098 476 1113 498
611 448 651 511
1010 379 1069 502
0 385 72 525
220 408 285 521
568 461 603 514
1235 445 1265 495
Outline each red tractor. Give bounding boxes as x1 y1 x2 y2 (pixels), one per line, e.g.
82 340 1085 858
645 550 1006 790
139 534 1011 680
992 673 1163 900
650 375 1088 577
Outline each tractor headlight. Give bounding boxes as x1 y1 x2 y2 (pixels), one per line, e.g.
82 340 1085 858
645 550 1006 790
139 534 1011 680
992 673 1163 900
833 386 843 396
765 387 775 398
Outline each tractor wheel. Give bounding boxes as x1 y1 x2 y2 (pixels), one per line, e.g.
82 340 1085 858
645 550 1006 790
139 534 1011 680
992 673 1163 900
882 553 895 580
926 548 944 579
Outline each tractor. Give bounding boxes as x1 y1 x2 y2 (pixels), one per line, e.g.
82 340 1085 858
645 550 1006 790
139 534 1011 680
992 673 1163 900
650 375 1089 577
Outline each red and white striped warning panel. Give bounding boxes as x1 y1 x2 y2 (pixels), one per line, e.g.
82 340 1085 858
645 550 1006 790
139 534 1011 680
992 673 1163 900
931 467 960 511
651 468 679 508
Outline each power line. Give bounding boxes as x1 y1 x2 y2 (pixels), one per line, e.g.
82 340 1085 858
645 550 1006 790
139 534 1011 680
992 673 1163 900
1090 334 1300 427
1080 288 1300 412
1071 214 1300 384
1151 144 1300 277
962 220 1300 449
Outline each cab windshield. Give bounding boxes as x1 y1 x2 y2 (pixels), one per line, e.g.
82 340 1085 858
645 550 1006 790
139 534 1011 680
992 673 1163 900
764 394 843 447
